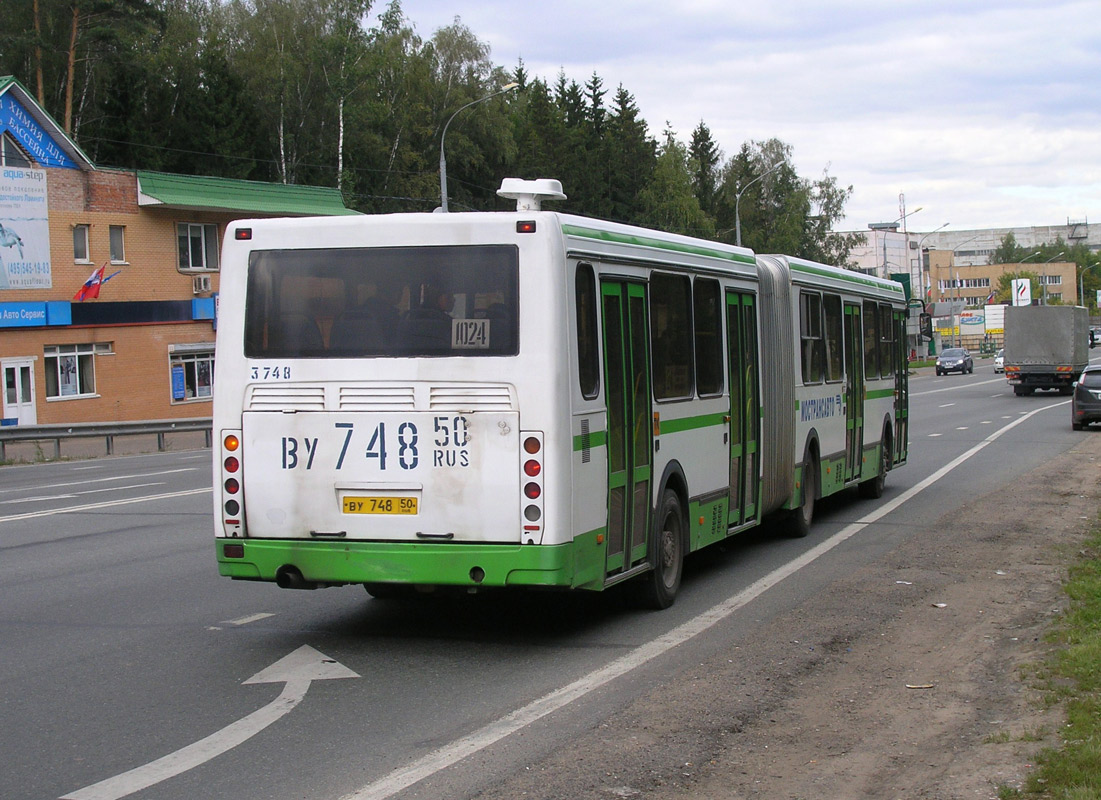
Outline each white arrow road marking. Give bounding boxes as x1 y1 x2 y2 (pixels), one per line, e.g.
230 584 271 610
60 646 358 800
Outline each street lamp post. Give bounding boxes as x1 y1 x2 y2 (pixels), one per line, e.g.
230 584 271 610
734 160 782 247
913 222 948 304
1079 260 1101 309
439 82 519 213
1038 251 1065 304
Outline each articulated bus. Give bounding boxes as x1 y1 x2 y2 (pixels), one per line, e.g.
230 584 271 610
213 179 908 608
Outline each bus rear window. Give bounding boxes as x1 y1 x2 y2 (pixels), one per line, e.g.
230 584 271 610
244 245 519 358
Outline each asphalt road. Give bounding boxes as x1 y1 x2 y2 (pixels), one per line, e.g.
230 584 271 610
0 359 1090 800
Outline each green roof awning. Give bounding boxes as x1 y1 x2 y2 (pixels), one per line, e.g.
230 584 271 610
136 171 358 216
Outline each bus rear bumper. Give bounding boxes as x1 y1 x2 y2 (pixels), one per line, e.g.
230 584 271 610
215 535 605 591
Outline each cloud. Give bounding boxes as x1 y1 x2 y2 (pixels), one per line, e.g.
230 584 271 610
395 0 1101 230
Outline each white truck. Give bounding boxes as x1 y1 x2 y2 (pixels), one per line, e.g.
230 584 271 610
1003 305 1090 395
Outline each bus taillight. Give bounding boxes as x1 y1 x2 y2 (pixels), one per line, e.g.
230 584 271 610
220 430 245 538
520 431 544 541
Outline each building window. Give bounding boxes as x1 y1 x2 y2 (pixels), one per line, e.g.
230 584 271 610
169 346 214 402
44 343 111 399
73 224 90 262
110 225 126 263
178 223 219 271
1 132 32 167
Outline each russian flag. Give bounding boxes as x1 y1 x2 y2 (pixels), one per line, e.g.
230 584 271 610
73 264 120 301
73 265 105 301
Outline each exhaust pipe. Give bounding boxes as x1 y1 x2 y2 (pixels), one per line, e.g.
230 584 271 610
275 565 319 590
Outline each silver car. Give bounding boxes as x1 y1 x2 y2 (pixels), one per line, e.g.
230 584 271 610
994 348 1004 373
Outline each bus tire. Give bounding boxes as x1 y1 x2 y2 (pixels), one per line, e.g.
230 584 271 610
788 452 817 538
636 489 686 610
858 430 891 499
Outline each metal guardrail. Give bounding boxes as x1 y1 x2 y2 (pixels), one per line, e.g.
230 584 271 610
0 419 212 461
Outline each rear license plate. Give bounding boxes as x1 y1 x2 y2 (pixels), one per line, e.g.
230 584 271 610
342 496 418 515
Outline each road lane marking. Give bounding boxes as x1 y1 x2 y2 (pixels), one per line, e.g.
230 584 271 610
0 468 195 495
0 488 210 523
61 646 358 800
911 377 1004 396
340 398 1067 800
223 613 276 626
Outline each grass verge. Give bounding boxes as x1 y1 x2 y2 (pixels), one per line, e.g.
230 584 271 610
1018 524 1101 797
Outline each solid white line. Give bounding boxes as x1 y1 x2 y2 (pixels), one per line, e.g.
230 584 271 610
0 488 210 523
60 680 310 800
340 399 1065 800
0 468 195 495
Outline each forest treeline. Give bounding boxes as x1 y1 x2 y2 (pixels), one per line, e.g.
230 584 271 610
1 0 864 264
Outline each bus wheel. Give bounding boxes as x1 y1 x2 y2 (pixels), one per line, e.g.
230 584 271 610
788 454 817 538
636 489 685 610
858 434 890 499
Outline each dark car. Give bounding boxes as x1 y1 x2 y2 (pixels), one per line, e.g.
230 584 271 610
1071 365 1101 429
935 347 974 375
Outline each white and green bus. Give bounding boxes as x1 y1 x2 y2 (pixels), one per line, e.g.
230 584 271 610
213 179 907 608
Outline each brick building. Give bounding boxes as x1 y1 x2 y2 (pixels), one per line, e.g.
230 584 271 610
0 76 355 427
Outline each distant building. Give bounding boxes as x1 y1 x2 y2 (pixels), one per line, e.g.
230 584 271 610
843 220 1097 302
925 251 1078 306
0 76 356 427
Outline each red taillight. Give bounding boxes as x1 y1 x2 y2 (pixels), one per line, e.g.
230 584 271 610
524 459 541 477
524 436 540 454
524 482 541 499
224 478 240 494
234 228 252 240
224 456 240 473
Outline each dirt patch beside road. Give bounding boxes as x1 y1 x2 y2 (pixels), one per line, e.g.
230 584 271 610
473 435 1101 800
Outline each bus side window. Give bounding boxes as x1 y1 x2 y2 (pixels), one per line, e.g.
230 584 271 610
800 291 824 384
863 300 880 378
823 293 843 382
650 272 693 400
576 264 600 399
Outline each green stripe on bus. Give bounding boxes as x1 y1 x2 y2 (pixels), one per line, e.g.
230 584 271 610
789 259 905 296
658 412 728 435
573 429 608 451
562 224 757 266
866 388 897 400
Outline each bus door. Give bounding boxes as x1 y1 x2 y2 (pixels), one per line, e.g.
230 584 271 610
843 302 864 482
726 291 760 527
893 309 909 464
601 280 653 576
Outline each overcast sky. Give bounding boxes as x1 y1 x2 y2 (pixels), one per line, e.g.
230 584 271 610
386 0 1100 234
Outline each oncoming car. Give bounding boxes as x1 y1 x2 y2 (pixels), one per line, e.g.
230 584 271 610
936 347 974 376
994 348 1004 373
1071 365 1101 430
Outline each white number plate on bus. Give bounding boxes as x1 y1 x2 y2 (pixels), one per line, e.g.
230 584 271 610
342 496 418 515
